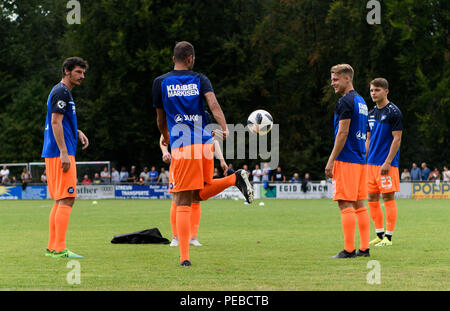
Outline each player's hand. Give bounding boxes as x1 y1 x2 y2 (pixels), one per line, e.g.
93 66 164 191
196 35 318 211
381 162 391 175
162 152 172 164
325 160 334 179
212 128 229 140
220 160 228 174
60 152 70 173
78 130 89 150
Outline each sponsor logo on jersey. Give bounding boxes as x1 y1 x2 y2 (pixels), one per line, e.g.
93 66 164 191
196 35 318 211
57 100 66 109
358 102 368 116
356 130 367 140
167 84 200 98
174 114 201 123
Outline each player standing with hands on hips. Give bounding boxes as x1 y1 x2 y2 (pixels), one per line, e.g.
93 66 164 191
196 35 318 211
366 78 402 247
153 41 253 266
42 57 89 258
325 64 371 258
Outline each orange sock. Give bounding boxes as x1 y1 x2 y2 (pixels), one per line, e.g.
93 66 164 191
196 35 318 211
190 202 201 238
198 174 236 201
368 201 384 232
384 200 397 234
170 201 177 238
54 205 72 252
176 205 190 262
340 207 356 253
355 207 370 251
48 202 58 250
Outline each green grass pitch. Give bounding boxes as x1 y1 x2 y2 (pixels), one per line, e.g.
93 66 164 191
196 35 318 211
0 198 448 291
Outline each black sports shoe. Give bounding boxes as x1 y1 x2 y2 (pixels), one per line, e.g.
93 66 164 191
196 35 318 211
332 249 356 258
235 169 254 203
356 248 370 257
180 260 191 266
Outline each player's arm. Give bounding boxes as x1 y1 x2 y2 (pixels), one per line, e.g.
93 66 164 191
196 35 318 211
77 129 89 150
213 137 228 173
204 92 229 140
325 119 351 178
159 134 172 164
380 130 402 175
51 113 70 172
365 131 371 159
156 108 169 146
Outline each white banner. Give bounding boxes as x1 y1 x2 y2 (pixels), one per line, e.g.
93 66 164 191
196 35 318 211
76 185 115 199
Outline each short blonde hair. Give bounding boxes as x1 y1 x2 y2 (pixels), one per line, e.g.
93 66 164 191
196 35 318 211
330 64 354 81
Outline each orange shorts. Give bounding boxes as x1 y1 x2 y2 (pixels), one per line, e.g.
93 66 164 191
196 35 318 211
332 160 367 201
367 164 400 193
168 144 214 193
45 155 77 200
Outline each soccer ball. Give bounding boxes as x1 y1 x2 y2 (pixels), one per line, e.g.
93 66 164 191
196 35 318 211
247 109 273 135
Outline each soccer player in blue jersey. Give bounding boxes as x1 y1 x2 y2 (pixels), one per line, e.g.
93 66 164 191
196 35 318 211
153 41 253 266
325 64 371 258
366 78 403 246
42 57 89 258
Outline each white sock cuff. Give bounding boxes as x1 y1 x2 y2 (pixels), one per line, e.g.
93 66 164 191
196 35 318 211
386 231 394 236
376 228 385 233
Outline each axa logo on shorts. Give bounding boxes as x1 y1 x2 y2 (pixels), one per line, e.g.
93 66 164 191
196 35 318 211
358 102 368 116
174 114 201 123
167 84 200 98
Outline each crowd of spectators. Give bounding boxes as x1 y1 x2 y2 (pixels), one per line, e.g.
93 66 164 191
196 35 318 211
1 161 449 187
400 162 450 182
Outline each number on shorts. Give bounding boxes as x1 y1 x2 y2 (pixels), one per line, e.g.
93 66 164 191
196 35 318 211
381 176 392 188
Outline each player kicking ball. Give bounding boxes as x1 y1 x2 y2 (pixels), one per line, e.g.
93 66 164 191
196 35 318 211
42 57 89 258
366 78 403 247
153 41 253 266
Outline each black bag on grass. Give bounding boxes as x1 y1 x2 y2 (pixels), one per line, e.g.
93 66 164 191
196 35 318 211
111 228 170 244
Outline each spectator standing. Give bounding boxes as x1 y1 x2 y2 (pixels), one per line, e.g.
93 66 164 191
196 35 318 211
290 173 301 182
421 162 431 181
41 169 47 184
157 167 169 184
442 166 450 182
111 167 120 184
10 176 18 185
242 164 251 176
252 164 262 183
400 168 411 181
127 166 138 183
93 173 102 184
262 163 271 183
81 174 92 184
140 167 150 183
21 168 32 183
428 168 440 181
119 167 129 183
148 166 159 183
271 166 286 182
100 166 111 183
410 163 421 181
1 165 10 184
301 173 312 193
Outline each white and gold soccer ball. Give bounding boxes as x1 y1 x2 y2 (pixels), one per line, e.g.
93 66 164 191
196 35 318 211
247 109 273 135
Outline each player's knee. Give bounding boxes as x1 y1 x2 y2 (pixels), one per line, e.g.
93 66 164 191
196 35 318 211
59 197 75 207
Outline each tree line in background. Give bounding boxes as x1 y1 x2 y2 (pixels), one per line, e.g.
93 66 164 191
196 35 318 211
0 0 448 179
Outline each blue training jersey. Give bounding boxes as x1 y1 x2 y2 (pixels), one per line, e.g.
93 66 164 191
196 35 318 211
41 82 78 158
367 102 403 167
152 70 214 149
334 90 368 164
